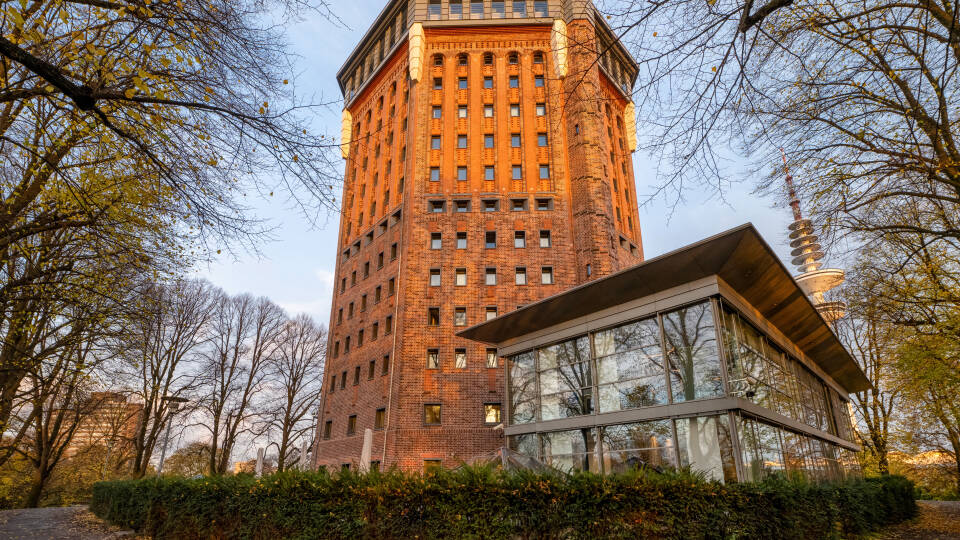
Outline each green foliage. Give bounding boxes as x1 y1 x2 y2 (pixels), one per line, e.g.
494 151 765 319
90 466 916 539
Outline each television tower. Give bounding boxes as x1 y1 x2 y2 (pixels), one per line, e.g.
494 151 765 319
781 149 846 324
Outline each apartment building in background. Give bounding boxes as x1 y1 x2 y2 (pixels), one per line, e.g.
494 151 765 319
313 0 644 471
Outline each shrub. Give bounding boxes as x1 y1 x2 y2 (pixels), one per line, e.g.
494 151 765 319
91 467 916 539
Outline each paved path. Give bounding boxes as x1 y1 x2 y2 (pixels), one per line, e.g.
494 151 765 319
877 501 960 540
0 506 132 540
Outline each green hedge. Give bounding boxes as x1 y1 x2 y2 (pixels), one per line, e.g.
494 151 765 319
91 467 916 539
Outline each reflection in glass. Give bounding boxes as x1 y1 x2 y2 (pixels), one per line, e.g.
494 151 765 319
595 318 668 412
541 429 598 472
508 352 536 424
509 434 539 459
663 302 723 402
538 338 592 420
675 415 737 483
601 420 675 473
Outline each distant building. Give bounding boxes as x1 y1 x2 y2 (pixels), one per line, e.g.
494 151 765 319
459 225 867 482
68 392 141 458
315 0 644 471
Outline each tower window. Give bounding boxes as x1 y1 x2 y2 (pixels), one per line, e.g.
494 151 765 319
533 52 544 64
458 77 468 89
454 308 467 326
484 134 494 148
485 267 497 285
455 268 467 285
535 75 544 87
536 103 546 116
484 166 495 180
514 230 526 247
426 349 439 369
537 133 548 146
508 52 519 64
486 348 499 367
433 77 442 90
484 104 494 117
429 268 441 286
510 104 520 117
456 232 467 249
539 164 550 179
541 266 554 284
484 404 502 423
509 76 519 88
483 76 493 89
432 106 442 119
485 230 497 248
424 404 442 424
457 167 468 181
428 308 440 326
430 232 442 249
515 267 527 285
455 348 467 367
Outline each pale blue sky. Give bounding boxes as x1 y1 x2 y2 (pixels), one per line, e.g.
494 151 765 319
194 1 795 324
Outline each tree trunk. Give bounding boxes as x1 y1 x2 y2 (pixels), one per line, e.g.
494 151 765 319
24 470 47 508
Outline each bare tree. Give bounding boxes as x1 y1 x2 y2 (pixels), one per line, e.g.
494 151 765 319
121 278 214 478
266 314 326 472
601 0 959 248
197 293 285 475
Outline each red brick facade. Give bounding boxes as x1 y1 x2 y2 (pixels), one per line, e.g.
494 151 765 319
314 14 642 471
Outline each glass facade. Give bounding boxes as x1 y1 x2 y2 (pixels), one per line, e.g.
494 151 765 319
505 297 860 483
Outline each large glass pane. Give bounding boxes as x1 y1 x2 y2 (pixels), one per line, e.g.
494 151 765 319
541 429 599 472
756 422 784 473
595 318 667 412
539 338 592 420
508 351 536 424
781 429 807 481
539 337 589 369
736 416 764 482
676 415 737 483
601 420 676 473
509 433 539 459
663 302 723 402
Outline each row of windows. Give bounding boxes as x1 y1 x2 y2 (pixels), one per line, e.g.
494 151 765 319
431 74 544 90
428 229 552 249
426 193 556 212
342 210 401 262
427 0 549 20
332 314 393 357
429 132 550 150
431 51 545 66
427 265 554 289
428 165 551 184
430 102 547 119
322 402 503 441
329 355 391 393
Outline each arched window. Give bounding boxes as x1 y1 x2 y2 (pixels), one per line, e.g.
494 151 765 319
483 52 494 65
458 53 468 66
433 54 444 66
508 52 519 64
533 51 544 64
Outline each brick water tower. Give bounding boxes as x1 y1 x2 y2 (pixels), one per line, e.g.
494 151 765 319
313 0 644 471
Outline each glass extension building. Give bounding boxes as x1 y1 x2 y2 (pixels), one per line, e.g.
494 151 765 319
459 224 869 483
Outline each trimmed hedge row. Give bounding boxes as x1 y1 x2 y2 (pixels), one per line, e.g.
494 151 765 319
91 467 916 539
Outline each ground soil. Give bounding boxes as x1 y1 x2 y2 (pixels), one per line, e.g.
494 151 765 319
876 501 960 540
0 505 133 539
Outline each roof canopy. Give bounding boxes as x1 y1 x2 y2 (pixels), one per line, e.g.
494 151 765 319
458 224 871 393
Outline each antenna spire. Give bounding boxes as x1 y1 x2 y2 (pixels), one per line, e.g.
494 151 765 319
781 149 846 324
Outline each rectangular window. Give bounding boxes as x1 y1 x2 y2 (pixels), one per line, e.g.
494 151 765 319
536 103 546 116
536 198 553 211
357 329 364 346
492 0 504 17
455 268 467 286
430 232 442 249
455 348 467 368
428 0 442 19
454 307 467 326
430 200 445 213
456 232 467 249
432 106 442 119
449 0 463 18
486 348 499 367
347 415 357 435
433 77 442 90
429 268 441 286
541 266 554 284
375 286 382 303
471 0 484 17
535 75 544 87
484 104 494 118
484 166 495 180
534 0 548 16
537 133 548 146
485 267 497 285
354 366 361 384
458 77 468 89
368 359 376 379
509 76 519 88
485 230 497 248
513 0 526 16
510 133 521 147
374 408 386 429
427 349 439 369
458 105 467 118
382 353 390 374
372 322 379 339
512 165 522 180
457 134 467 148
388 278 395 295
483 76 493 89
428 307 440 326
485 307 498 321
424 404 442 424
510 104 520 117
340 370 347 389
431 136 441 150
484 134 494 148
430 167 440 181
484 404 502 424
511 199 527 211
515 267 527 285
385 316 393 335
323 420 332 439
455 199 469 212
514 230 526 248
483 199 498 211
391 243 398 260
539 164 550 179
